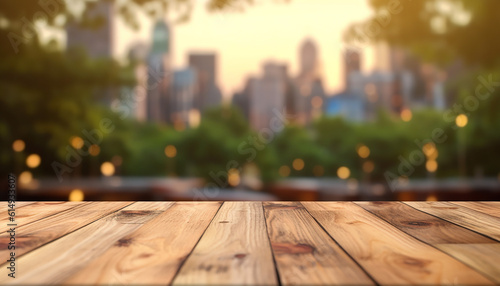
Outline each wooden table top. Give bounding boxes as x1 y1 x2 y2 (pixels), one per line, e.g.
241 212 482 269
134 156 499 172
1 201 499 285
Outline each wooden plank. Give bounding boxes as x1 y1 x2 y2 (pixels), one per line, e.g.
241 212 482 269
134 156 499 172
0 202 36 212
173 202 278 285
451 202 500 218
357 201 500 283
263 202 374 285
303 202 494 285
406 201 500 241
0 201 164 284
436 244 500 283
0 202 84 233
356 202 494 244
63 202 221 285
0 201 64 222
0 202 135 261
116 201 174 211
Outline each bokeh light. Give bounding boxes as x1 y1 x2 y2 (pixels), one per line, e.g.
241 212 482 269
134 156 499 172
279 165 291 177
337 166 350 179
362 160 374 173
26 154 41 168
165 145 177 158
12 139 25 152
19 171 33 185
70 136 84 149
456 114 468 127
357 145 370 159
89 144 100 156
426 194 438 201
426 160 438 173
401 109 412 122
100 162 115 176
423 143 438 160
189 109 201 128
423 142 435 152
228 168 240 186
292 158 304 171
69 189 84 201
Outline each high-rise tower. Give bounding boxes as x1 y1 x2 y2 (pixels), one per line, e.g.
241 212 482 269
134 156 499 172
146 19 172 123
295 38 325 124
188 53 222 111
66 1 114 58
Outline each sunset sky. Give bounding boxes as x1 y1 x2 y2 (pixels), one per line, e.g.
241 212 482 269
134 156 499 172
114 0 377 99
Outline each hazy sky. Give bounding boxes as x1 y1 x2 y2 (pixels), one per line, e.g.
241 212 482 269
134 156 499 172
115 0 376 98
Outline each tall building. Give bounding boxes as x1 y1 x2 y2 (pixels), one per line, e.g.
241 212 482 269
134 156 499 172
66 1 114 58
325 91 365 122
66 1 115 106
344 49 361 91
309 78 327 119
128 42 149 121
247 62 290 130
231 86 251 120
146 19 171 123
188 53 222 111
298 38 319 82
388 47 448 110
348 70 402 118
294 38 326 124
171 68 198 128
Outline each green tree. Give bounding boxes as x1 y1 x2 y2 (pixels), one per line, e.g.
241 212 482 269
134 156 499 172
345 0 500 68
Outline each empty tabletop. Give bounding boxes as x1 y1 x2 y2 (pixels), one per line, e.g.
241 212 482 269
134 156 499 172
1 201 499 285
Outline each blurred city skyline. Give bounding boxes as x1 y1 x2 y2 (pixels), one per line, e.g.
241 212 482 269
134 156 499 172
41 0 377 98
4 0 500 202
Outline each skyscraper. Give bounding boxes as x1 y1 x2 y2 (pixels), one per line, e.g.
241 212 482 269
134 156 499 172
128 42 149 121
296 38 319 94
188 53 222 111
344 48 361 91
249 62 288 130
171 68 198 128
66 1 114 58
146 19 171 123
294 38 326 124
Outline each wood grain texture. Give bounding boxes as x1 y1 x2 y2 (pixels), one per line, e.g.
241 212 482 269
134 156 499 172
406 201 500 241
0 201 132 261
0 201 36 213
356 201 494 244
357 201 500 283
173 202 278 285
436 244 500 283
452 202 500 218
264 202 374 285
0 202 82 233
303 202 494 285
64 202 221 285
0 202 160 285
1 201 499 285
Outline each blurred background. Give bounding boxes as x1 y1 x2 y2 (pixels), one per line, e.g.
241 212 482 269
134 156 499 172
1 0 500 201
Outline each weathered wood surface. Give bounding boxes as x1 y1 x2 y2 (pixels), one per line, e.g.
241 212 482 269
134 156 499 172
173 202 276 285
263 202 373 285
357 201 500 283
406 201 500 241
303 202 493 285
0 201 498 285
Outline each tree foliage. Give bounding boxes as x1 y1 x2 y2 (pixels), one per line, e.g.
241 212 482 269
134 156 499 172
345 0 500 68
